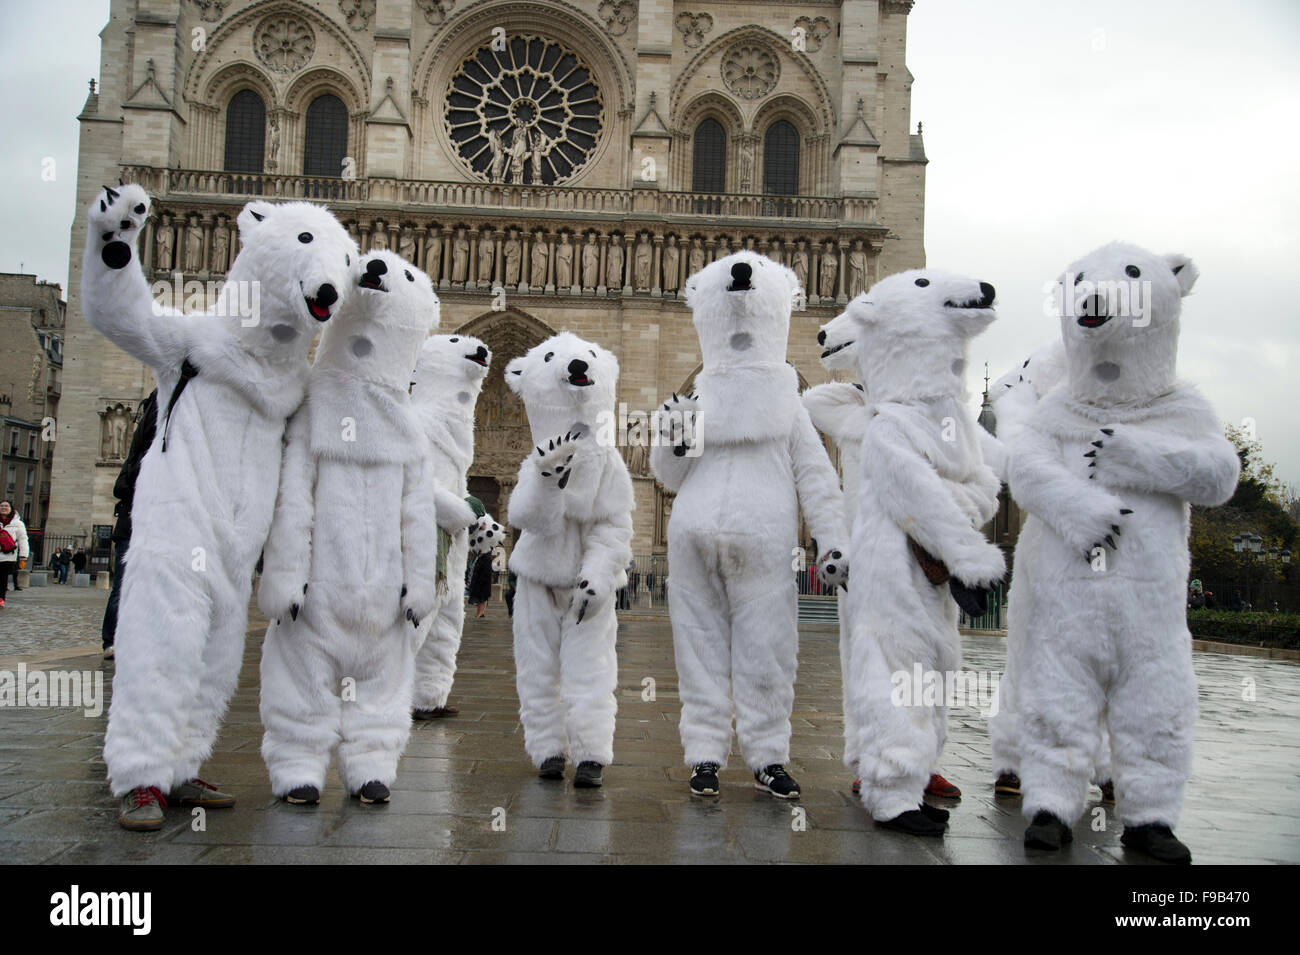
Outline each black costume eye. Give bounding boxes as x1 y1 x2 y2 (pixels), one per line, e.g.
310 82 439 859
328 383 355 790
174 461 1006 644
405 270 414 282
915 278 929 287
544 352 554 362
1125 265 1141 278
345 254 350 266
450 337 459 342
298 232 313 244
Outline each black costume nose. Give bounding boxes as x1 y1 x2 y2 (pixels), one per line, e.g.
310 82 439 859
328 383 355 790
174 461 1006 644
817 330 826 345
365 259 387 276
314 283 338 307
474 345 488 361
978 282 996 307
568 358 588 376
731 262 752 287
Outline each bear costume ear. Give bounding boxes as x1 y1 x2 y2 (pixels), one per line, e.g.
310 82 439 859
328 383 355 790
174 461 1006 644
237 201 275 236
1164 253 1199 297
505 356 526 394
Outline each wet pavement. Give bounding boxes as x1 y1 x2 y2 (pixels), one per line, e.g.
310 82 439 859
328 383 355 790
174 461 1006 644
0 587 1297 864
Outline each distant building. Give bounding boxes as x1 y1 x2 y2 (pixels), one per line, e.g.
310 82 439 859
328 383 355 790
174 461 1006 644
0 273 64 555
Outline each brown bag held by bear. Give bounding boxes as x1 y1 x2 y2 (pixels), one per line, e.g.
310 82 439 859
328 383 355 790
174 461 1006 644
908 537 949 585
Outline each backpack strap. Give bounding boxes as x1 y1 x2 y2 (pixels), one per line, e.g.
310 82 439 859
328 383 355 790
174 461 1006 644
161 358 200 452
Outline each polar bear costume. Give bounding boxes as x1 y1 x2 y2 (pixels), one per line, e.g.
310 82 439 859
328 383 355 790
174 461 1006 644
85 185 355 810
802 310 870 771
410 334 493 717
839 270 1004 835
1008 243 1239 862
650 251 848 791
258 250 465 802
505 333 634 781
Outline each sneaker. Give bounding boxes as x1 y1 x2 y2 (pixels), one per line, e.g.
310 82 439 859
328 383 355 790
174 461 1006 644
118 786 168 831
1121 823 1192 865
102 645 115 659
994 772 1022 796
168 777 235 809
690 762 720 797
0 598 5 608
412 705 459 720
877 809 945 837
918 802 950 823
851 778 861 795
754 764 801 799
573 761 604 788
1024 810 1073 850
1098 779 1115 803
925 773 961 798
355 780 390 804
283 785 320 805
538 755 566 780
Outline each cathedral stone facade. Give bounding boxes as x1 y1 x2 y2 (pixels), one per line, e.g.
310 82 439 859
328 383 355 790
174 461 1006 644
49 0 927 556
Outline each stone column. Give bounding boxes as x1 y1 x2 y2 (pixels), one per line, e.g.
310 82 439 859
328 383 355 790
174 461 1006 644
441 228 452 289
651 234 663 297
837 243 849 305
545 231 556 294
518 232 530 294
597 233 608 295
677 236 688 299
200 214 213 279
809 244 821 305
494 230 505 288
415 226 427 278
622 234 634 295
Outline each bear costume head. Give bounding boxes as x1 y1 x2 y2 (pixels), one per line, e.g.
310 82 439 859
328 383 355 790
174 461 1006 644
505 331 619 445
843 269 997 403
314 250 438 392
684 250 800 369
1052 242 1198 406
469 515 504 555
411 333 492 415
230 199 357 353
818 301 864 375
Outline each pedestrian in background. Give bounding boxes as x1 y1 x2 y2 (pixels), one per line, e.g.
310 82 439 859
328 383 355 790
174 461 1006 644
0 500 29 608
56 548 71 584
73 548 88 577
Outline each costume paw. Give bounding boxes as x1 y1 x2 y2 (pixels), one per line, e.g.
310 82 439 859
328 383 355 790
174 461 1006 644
1066 487 1130 560
260 579 307 625
817 548 849 591
533 431 583 488
400 584 436 629
570 577 611 624
1085 426 1145 487
946 540 1006 589
88 183 150 271
657 392 699 457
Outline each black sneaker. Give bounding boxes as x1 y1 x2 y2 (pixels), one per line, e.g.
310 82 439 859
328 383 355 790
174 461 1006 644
538 755 566 780
284 784 320 805
689 762 720 797
754 764 801 799
877 809 945 837
1024 810 1073 850
1121 823 1192 865
1098 779 1115 803
994 772 1022 796
918 802 950 823
355 780 390 804
573 761 604 788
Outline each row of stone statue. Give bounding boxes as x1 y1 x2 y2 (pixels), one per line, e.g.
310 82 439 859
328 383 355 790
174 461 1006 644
149 212 877 301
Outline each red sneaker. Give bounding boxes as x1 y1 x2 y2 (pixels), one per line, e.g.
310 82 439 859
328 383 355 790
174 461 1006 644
925 773 962 798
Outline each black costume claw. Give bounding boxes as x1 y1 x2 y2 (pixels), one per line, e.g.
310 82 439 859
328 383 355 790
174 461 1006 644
1101 428 1114 435
1092 440 1104 448
290 604 299 621
1105 535 1116 548
103 185 119 202
1119 508 1133 515
1083 450 1096 458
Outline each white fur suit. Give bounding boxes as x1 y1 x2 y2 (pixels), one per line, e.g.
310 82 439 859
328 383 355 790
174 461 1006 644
410 334 493 714
505 333 634 770
839 270 1004 832
1007 244 1238 858
85 185 356 799
258 250 461 799
650 251 848 775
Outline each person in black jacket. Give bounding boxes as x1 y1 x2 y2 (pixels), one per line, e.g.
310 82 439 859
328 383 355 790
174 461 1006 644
101 391 158 657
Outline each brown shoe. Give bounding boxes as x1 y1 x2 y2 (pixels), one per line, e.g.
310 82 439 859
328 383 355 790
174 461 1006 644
412 705 459 720
119 786 168 831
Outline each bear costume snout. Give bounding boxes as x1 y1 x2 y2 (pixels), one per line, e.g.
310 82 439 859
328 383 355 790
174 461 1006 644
305 282 338 321
729 261 753 291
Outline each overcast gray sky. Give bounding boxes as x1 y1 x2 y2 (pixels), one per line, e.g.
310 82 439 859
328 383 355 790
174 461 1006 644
3 0 1298 482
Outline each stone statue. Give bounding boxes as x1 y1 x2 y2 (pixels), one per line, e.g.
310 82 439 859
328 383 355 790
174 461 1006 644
688 237 705 276
531 231 549 288
487 127 506 183
739 142 753 191
503 228 521 287
451 228 469 283
624 418 649 476
155 216 173 271
529 128 550 184
606 237 624 289
507 126 528 184
371 221 389 251
399 227 416 264
848 238 868 298
819 240 839 299
211 218 230 273
634 233 652 291
662 240 680 292
792 239 809 293
267 116 280 170
477 228 495 285
768 239 783 264
184 218 203 272
426 231 443 281
555 232 574 288
582 233 599 289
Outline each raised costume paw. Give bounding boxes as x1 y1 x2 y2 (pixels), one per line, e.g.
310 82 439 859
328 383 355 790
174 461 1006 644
534 431 583 488
1085 426 1147 488
570 577 611 624
946 540 1006 590
657 392 699 457
817 548 849 591
89 183 150 271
